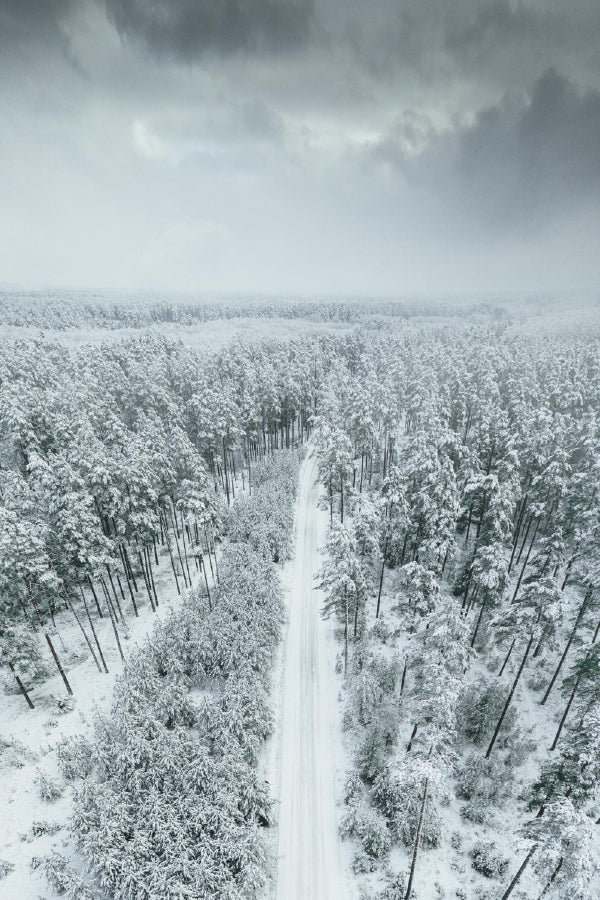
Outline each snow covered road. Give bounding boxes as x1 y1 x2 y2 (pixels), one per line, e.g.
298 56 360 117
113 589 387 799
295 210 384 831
275 451 354 900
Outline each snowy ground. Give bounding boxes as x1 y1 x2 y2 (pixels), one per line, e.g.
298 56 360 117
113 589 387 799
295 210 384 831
273 451 356 900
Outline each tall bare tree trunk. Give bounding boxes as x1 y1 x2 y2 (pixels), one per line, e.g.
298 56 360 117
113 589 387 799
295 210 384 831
63 587 102 673
163 513 181 595
137 550 156 611
344 586 348 675
512 518 541 601
500 845 537 900
169 503 189 589
538 858 563 898
201 556 212 611
24 578 73 695
542 587 591 705
404 762 430 899
78 581 108 673
101 578 125 662
487 630 535 758
122 545 138 592
118 545 138 614
498 637 516 676
8 661 35 709
376 535 389 619
471 598 487 648
87 574 104 617
179 511 193 584
222 437 231 505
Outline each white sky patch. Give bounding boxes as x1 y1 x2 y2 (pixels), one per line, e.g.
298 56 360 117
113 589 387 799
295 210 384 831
132 119 167 161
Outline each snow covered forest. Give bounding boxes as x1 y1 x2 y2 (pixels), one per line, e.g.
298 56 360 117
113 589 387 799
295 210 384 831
1 293 600 900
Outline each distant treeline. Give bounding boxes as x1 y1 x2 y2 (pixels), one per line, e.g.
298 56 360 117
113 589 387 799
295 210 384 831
0 290 507 330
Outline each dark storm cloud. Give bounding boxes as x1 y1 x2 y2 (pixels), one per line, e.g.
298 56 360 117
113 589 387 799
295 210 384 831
455 69 600 224
0 0 74 51
103 0 314 59
373 70 600 229
312 0 600 116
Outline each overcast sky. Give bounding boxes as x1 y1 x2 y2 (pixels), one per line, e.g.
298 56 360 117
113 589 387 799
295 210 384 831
1 0 600 296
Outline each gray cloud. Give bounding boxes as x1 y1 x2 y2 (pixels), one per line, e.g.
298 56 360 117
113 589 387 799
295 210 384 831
0 0 73 47
103 0 314 59
372 70 600 230
0 0 599 294
315 1 600 92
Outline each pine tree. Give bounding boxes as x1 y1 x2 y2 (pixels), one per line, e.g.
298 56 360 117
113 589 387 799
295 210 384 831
319 521 369 672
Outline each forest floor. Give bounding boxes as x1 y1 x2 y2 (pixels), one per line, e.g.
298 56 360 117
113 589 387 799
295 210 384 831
273 451 356 900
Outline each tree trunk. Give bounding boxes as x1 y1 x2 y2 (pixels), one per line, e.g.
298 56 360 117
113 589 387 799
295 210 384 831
87 574 104 618
115 569 127 607
476 490 487 540
145 546 159 608
382 434 388 481
222 437 231 505
541 588 591 705
24 578 73 695
487 631 535 757
201 556 212 611
550 669 583 751
465 587 478 617
101 579 125 662
105 564 121 615
500 845 538 900
104 570 124 622
532 625 549 659
344 586 348 676
181 511 192 587
538 858 563 899
376 535 389 619
45 633 73 695
210 527 220 584
119 545 138 614
169 503 189 589
404 769 430 900
498 637 516 676
441 548 449 575
164 516 181 595
509 494 528 572
515 515 533 567
399 530 409 567
461 569 473 610
78 581 108 673
401 656 408 693
63 588 102 673
406 722 418 752
464 500 475 545
138 550 156 611
8 661 35 709
229 449 236 499
512 518 541 602
471 598 487 648
122 545 138 592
